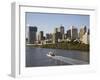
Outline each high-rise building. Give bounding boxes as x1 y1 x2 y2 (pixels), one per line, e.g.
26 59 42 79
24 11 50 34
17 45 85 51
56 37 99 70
46 33 52 40
46 33 50 40
66 29 71 39
52 33 58 43
54 28 58 33
28 26 37 44
53 26 63 43
79 26 87 41
53 32 63 43
38 31 44 41
53 28 58 43
58 25 65 39
49 33 53 40
71 28 78 40
58 26 64 34
79 26 89 44
66 26 78 40
81 32 89 44
88 29 90 35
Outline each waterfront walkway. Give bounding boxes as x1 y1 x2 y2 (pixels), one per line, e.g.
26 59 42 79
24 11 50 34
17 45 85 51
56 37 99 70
48 55 88 65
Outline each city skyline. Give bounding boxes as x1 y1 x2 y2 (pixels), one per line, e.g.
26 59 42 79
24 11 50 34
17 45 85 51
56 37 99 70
26 12 90 37
27 25 89 44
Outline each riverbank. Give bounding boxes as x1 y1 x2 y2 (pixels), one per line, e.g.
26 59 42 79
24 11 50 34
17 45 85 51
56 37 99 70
26 41 89 52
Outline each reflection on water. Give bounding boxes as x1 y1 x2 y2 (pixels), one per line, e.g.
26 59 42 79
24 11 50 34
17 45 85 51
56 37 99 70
26 47 89 67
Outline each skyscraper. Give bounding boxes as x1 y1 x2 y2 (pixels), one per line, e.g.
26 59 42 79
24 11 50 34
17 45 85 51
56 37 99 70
60 26 64 34
71 27 78 40
81 32 89 44
53 27 63 43
46 33 52 40
66 26 78 40
66 29 71 39
79 26 89 44
79 26 87 41
52 33 58 43
54 28 58 33
46 33 50 40
58 25 65 39
38 31 44 41
28 26 37 44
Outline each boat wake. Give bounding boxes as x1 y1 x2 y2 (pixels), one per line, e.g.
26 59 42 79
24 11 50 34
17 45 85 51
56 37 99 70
46 51 88 65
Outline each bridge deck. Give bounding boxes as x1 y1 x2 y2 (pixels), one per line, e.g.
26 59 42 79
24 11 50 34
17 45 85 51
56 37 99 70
48 55 88 65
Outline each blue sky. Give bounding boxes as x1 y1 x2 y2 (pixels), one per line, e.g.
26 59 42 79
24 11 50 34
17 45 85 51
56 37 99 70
26 12 89 36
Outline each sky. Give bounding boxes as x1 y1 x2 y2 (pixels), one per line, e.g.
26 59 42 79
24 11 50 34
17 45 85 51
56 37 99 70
25 12 89 37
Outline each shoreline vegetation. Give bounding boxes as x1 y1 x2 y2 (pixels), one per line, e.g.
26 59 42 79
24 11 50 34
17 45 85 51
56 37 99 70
26 41 89 52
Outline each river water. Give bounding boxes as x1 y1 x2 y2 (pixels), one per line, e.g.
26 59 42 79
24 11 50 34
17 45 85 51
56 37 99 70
26 47 89 67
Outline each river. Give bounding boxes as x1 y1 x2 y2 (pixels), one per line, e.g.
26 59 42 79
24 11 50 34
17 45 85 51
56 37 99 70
26 47 89 67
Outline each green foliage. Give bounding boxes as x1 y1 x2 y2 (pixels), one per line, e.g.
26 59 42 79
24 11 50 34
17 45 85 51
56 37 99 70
27 42 89 51
40 42 89 51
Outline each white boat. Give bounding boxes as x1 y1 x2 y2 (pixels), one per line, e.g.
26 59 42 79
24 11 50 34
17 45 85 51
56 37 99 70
46 51 56 57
